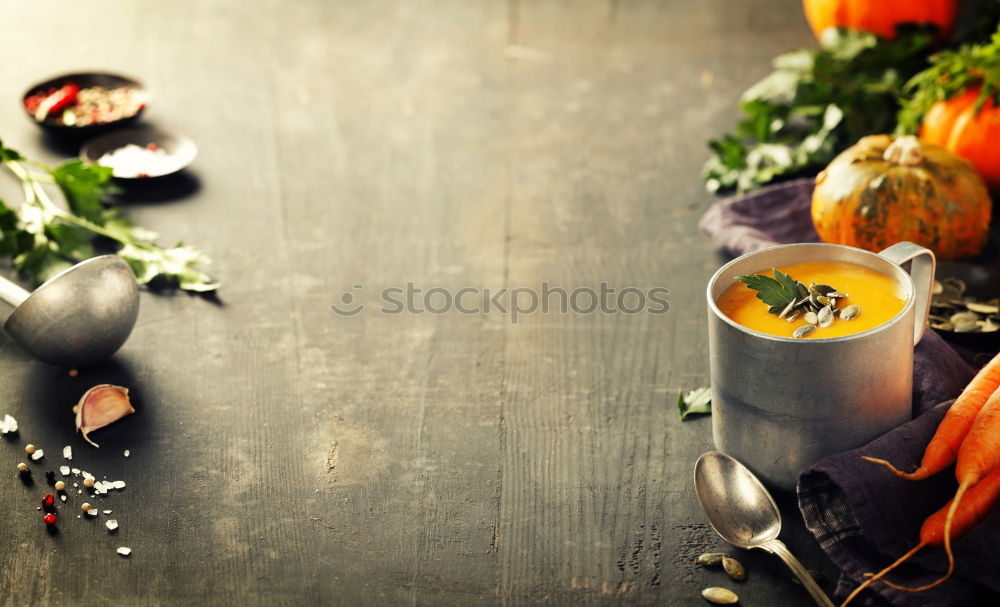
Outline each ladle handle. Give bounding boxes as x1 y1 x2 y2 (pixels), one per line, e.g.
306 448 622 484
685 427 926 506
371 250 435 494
761 539 835 607
0 275 29 308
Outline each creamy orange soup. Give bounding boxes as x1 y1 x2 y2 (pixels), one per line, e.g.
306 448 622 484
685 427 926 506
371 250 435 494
716 261 908 338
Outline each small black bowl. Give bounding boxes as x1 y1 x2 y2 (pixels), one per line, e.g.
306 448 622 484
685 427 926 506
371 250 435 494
80 128 197 180
22 72 149 136
932 262 1000 350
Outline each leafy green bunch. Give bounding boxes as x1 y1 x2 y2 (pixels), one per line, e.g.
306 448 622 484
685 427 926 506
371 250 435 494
898 24 1000 133
0 139 217 291
703 27 937 194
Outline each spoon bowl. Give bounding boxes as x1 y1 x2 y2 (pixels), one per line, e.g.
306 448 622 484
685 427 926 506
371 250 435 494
2 255 139 367
694 451 835 607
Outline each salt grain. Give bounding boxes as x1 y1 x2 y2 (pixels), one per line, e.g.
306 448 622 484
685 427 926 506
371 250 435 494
63 446 72 460
116 547 131 557
124 450 130 457
103 510 112 515
60 495 67 502
99 143 176 178
0 414 17 434
60 466 70 476
86 509 98 517
71 468 80 475
30 450 44 461
112 481 125 490
106 519 118 531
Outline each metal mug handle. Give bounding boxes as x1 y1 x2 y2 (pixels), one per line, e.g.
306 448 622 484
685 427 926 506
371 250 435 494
879 242 936 345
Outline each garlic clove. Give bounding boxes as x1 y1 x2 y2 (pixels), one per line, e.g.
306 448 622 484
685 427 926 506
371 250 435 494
74 385 135 448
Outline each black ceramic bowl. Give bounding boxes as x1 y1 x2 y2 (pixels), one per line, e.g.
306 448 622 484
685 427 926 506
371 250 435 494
932 262 1000 350
80 128 197 179
22 72 149 136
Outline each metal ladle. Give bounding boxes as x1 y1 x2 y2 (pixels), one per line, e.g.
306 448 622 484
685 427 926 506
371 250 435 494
694 451 835 607
0 255 139 367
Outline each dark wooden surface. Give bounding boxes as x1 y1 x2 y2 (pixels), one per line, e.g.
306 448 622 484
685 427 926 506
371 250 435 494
0 1 840 605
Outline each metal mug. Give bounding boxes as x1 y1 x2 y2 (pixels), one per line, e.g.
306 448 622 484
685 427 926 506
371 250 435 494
706 242 935 490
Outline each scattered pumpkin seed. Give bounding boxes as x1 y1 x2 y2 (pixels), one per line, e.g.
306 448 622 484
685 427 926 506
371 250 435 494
803 311 818 325
817 305 835 328
827 291 847 299
950 311 980 326
722 556 746 581
696 552 727 567
701 587 739 604
816 295 833 308
778 300 796 319
966 302 1000 315
793 324 816 338
955 322 980 333
840 304 860 321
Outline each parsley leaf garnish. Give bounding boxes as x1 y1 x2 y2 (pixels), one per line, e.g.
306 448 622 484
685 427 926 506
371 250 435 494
736 268 800 313
0 138 218 292
678 387 712 421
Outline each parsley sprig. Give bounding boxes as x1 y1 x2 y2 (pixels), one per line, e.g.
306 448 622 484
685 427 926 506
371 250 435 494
0 139 218 291
898 24 1000 133
736 268 800 314
703 27 936 193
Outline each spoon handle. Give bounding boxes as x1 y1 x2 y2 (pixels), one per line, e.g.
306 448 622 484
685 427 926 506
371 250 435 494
761 539 835 607
0 276 29 309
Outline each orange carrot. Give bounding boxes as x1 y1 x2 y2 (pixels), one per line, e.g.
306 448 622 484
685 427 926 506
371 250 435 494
864 351 1000 480
840 461 1000 606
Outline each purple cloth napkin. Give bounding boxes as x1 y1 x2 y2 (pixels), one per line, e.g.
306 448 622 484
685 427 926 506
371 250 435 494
699 180 1000 605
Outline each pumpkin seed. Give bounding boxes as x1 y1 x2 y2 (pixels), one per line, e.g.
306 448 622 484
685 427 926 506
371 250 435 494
818 305 835 328
930 320 954 331
809 283 836 296
696 552 727 567
785 310 800 323
808 293 822 309
840 304 860 321
827 291 847 299
722 556 746 581
954 322 980 333
966 302 1000 315
778 300 796 319
793 324 816 338
796 282 810 299
950 311 980 326
816 295 833 308
981 320 999 333
803 311 818 325
701 587 739 604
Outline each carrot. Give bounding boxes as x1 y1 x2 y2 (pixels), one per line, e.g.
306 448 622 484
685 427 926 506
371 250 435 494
863 351 1000 480
840 461 1000 606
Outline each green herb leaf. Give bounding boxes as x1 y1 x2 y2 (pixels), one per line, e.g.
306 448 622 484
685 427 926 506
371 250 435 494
736 269 800 311
0 140 219 292
703 26 937 193
679 387 712 421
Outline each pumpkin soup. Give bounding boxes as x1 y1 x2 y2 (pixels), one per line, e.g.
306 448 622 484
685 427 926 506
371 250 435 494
716 260 908 338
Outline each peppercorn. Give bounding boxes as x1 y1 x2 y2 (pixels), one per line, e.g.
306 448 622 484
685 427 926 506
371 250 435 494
43 513 56 526
16 463 28 472
44 470 56 484
83 477 94 488
54 480 65 491
41 493 55 508
81 503 91 512
24 444 36 455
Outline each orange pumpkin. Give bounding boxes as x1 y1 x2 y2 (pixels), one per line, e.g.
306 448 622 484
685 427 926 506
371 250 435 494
802 0 957 42
811 135 991 261
920 87 1000 188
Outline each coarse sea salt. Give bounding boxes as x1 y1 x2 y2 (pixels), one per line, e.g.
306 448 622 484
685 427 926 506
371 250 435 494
116 547 131 557
60 495 67 502
63 446 72 460
106 519 118 531
30 449 44 461
60 466 71 476
71 468 80 475
103 510 112 515
112 480 126 490
98 144 175 178
0 414 16 434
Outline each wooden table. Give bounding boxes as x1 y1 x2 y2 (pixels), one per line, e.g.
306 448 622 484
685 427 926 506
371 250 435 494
0 1 841 604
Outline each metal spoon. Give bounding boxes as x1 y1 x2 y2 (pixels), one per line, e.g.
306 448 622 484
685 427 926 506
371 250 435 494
0 255 139 367
694 451 835 607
